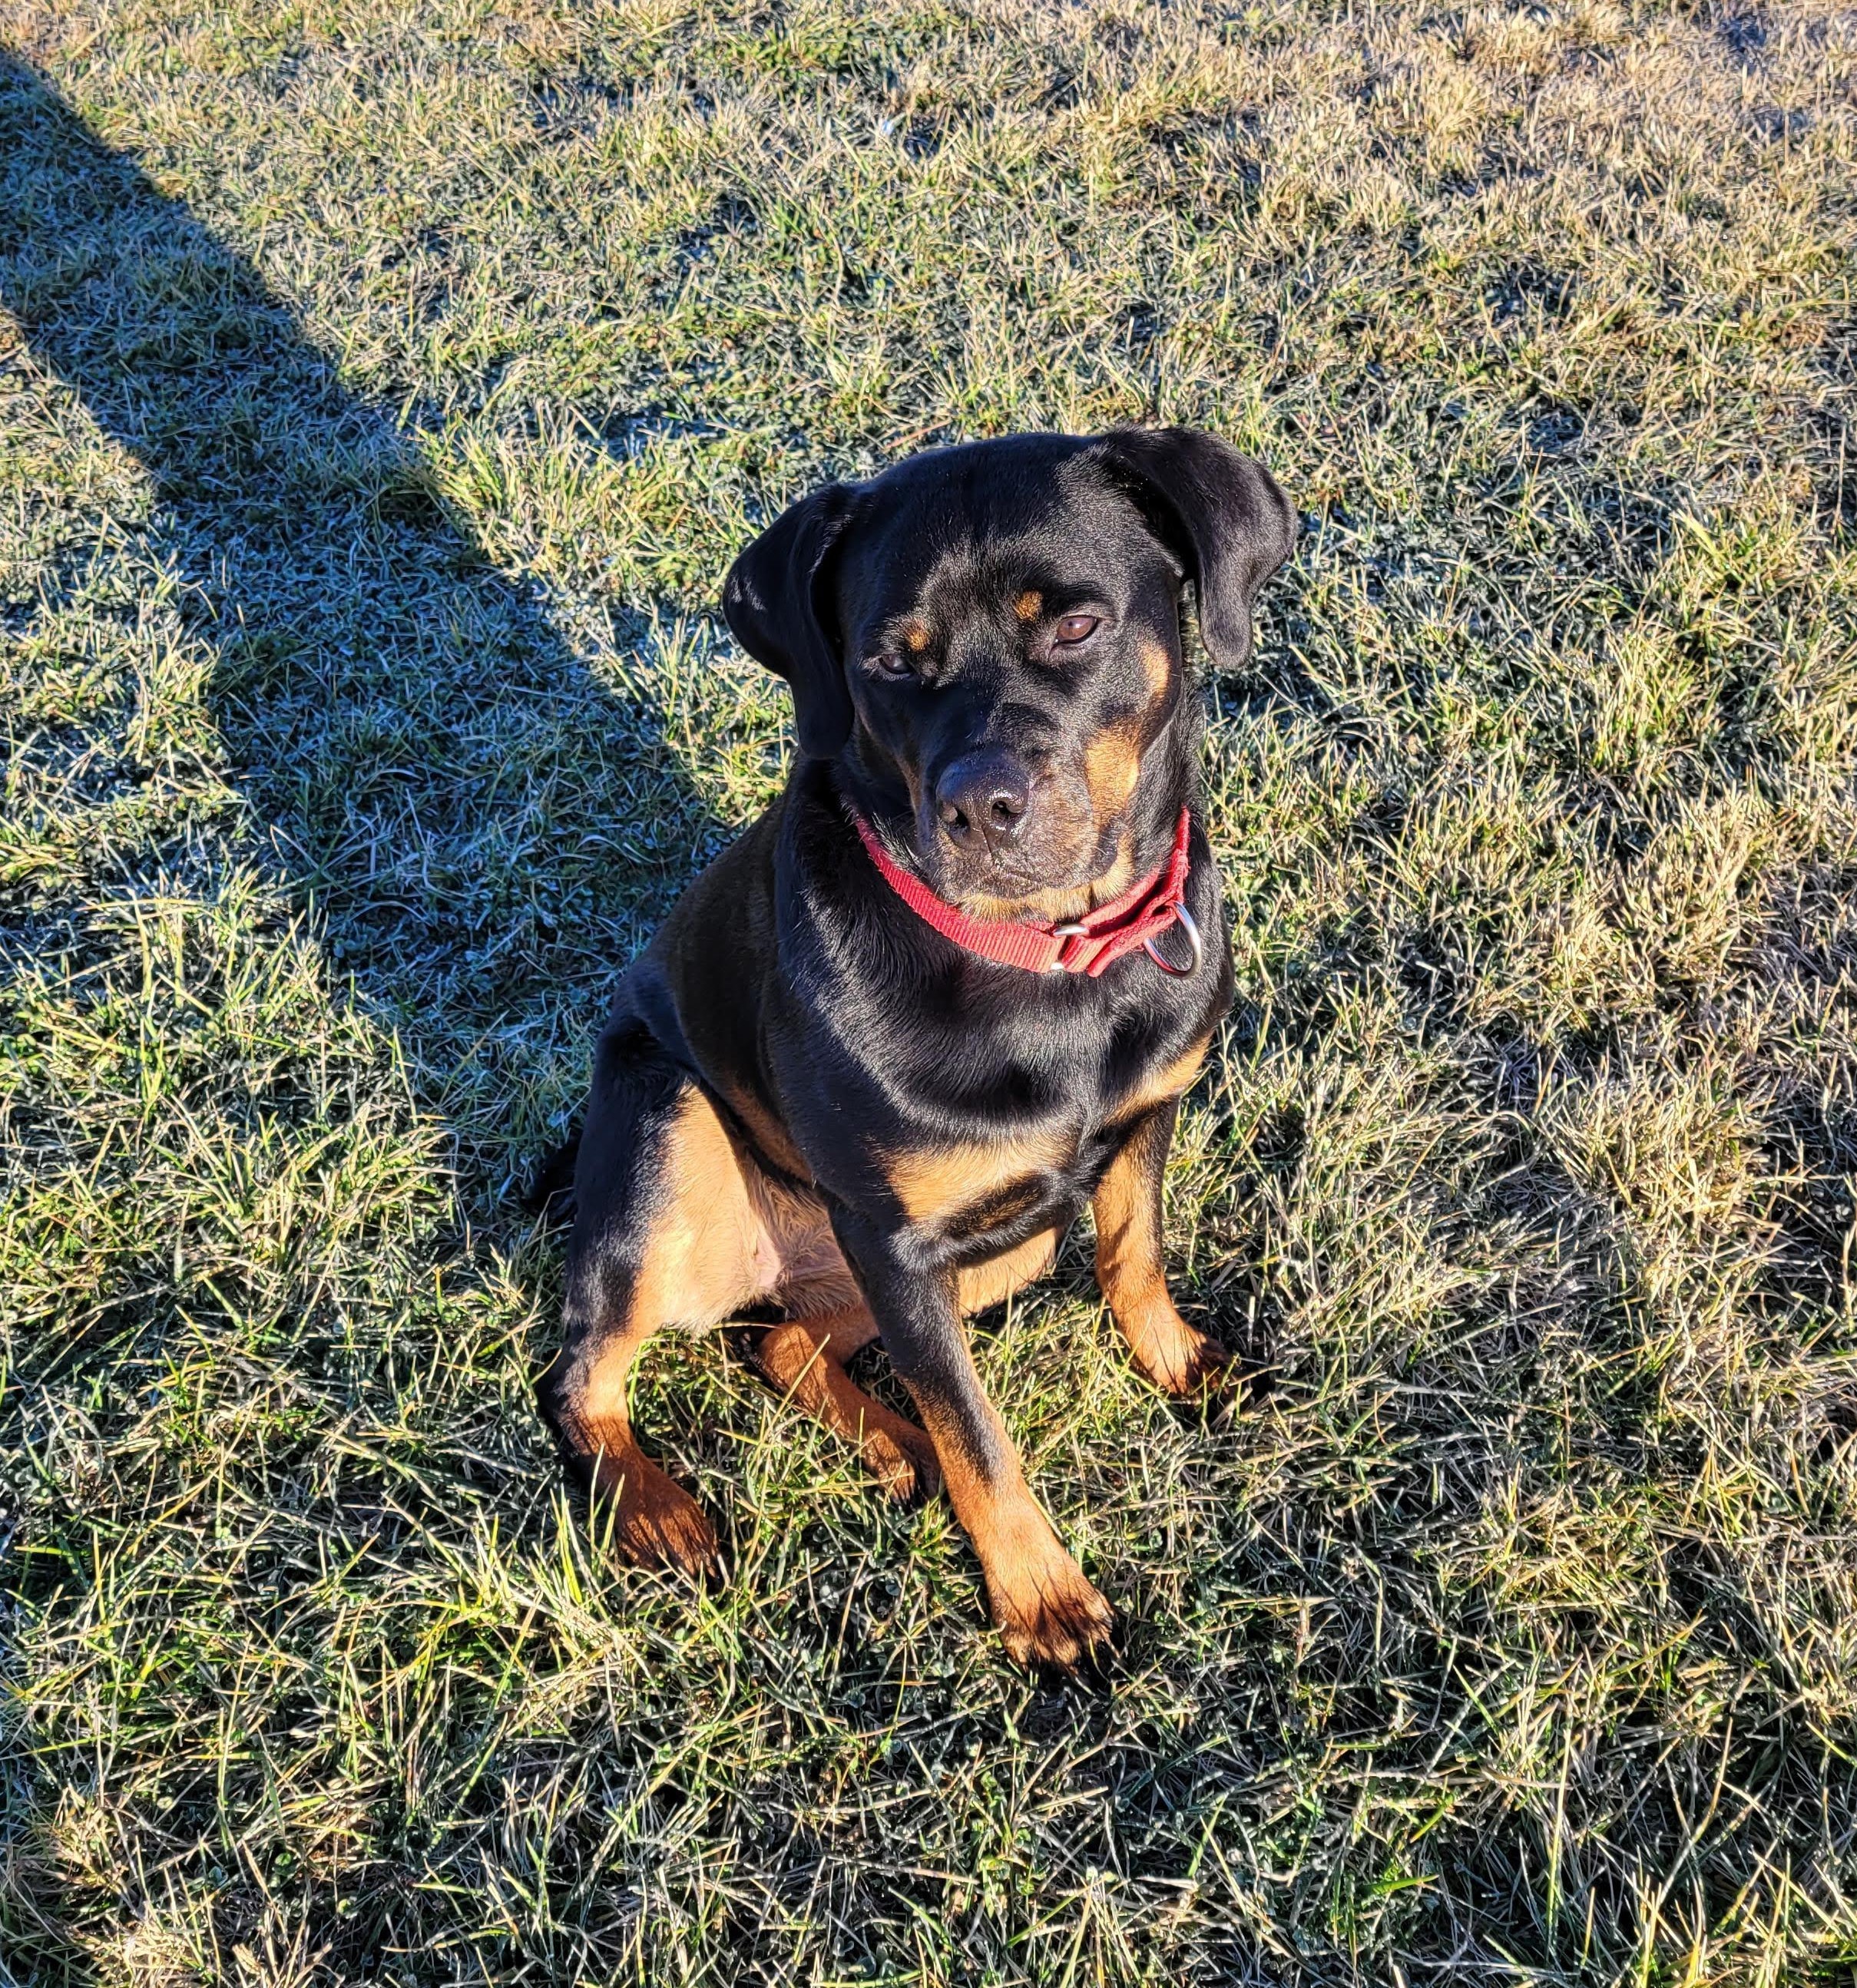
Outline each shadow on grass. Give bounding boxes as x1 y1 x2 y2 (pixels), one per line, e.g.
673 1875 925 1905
0 54 720 1196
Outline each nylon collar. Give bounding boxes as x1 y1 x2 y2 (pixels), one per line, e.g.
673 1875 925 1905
846 804 1200 978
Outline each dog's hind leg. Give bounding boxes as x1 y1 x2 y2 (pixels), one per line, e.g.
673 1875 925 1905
749 1302 942 1501
538 1021 774 1573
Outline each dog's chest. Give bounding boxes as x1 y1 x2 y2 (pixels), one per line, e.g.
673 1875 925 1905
879 1020 1210 1235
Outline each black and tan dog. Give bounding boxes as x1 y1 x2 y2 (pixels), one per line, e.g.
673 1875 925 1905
538 428 1294 1668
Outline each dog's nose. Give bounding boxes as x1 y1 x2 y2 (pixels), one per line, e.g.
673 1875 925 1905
935 749 1031 847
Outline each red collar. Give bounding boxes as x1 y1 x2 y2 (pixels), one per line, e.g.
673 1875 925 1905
847 804 1201 978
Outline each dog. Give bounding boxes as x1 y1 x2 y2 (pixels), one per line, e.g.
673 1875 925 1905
537 427 1294 1668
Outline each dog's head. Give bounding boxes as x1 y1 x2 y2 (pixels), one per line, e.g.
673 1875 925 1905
723 428 1294 915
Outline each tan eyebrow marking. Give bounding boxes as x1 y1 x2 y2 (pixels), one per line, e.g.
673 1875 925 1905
1013 590 1043 624
902 620 931 652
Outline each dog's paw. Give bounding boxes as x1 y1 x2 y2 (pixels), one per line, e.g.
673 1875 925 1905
1121 1302 1230 1399
595 1452 720 1576
859 1411 944 1503
983 1513 1116 1672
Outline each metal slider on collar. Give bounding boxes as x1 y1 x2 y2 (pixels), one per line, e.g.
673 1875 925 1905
1048 921 1091 971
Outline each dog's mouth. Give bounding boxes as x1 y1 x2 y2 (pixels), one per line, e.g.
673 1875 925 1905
909 778 1132 922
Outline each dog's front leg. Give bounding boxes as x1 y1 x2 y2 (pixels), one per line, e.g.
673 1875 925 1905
831 1208 1115 1670
1094 1100 1228 1394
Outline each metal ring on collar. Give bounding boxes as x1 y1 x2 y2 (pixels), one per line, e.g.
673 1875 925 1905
1143 903 1203 977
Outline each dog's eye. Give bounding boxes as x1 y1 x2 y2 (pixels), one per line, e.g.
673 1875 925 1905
872 651 915 679
1054 614 1100 646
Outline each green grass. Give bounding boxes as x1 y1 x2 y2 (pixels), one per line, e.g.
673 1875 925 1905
2 0 1855 1981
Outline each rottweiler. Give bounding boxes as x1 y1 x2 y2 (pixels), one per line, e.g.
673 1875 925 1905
537 427 1294 1668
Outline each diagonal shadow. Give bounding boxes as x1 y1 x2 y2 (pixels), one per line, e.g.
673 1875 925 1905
0 55 722 1196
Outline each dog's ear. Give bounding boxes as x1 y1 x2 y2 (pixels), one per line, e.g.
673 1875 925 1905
723 481 856 759
1097 427 1296 672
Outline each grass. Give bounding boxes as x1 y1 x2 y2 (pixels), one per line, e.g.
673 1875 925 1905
2 0 1855 1980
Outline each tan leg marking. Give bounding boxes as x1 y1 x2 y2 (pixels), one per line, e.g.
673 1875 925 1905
580 1416 723 1573
754 1220 1060 1501
751 1303 940 1500
1093 1103 1227 1396
570 1335 721 1575
913 1389 1114 1671
564 1088 788 1573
